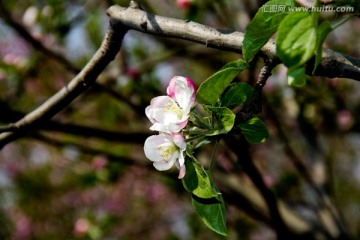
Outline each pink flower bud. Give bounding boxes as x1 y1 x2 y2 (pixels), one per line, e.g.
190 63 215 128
176 0 193 8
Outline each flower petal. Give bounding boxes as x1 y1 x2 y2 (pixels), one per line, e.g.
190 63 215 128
166 76 177 98
175 150 186 179
145 95 189 132
174 79 192 109
150 122 182 132
172 132 186 150
167 76 196 114
178 164 186 179
153 151 179 171
144 135 168 162
185 77 197 93
145 96 172 124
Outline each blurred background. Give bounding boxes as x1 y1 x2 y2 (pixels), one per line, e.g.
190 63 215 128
0 0 359 239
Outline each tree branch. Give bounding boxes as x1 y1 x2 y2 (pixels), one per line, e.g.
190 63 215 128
32 133 143 167
217 172 339 240
0 97 149 144
107 3 360 81
235 59 277 124
41 121 150 144
0 124 18 134
264 100 350 239
0 16 129 149
226 136 292 240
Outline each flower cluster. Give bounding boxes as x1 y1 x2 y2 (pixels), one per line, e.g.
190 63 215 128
144 76 196 179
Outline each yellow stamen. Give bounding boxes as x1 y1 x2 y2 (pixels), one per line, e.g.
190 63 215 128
163 99 184 119
157 144 178 161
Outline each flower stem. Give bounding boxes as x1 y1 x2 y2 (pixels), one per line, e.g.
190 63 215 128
331 14 354 29
191 110 211 129
185 134 206 143
208 139 220 173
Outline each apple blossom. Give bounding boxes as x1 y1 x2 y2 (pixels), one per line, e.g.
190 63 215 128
144 132 186 179
145 76 196 132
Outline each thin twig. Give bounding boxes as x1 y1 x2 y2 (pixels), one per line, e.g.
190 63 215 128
236 59 277 124
0 2 80 74
226 136 292 240
32 133 146 167
0 100 149 144
264 100 350 238
0 124 18 134
216 172 336 239
251 59 278 113
208 139 220 173
41 121 150 144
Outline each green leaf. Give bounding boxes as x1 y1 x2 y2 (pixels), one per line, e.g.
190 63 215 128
220 83 254 108
192 194 227 236
288 66 306 87
276 12 317 68
243 0 297 62
313 15 353 74
182 155 219 199
238 116 269 144
197 60 248 105
313 21 332 74
205 107 235 136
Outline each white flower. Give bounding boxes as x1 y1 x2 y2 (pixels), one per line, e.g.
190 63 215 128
145 76 196 133
144 76 195 178
145 96 188 132
144 132 186 179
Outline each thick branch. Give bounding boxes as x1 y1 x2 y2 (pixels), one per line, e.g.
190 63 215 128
0 20 128 148
107 4 360 81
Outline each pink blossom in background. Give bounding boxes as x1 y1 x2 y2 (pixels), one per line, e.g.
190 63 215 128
73 218 90 237
91 155 108 170
176 0 193 9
